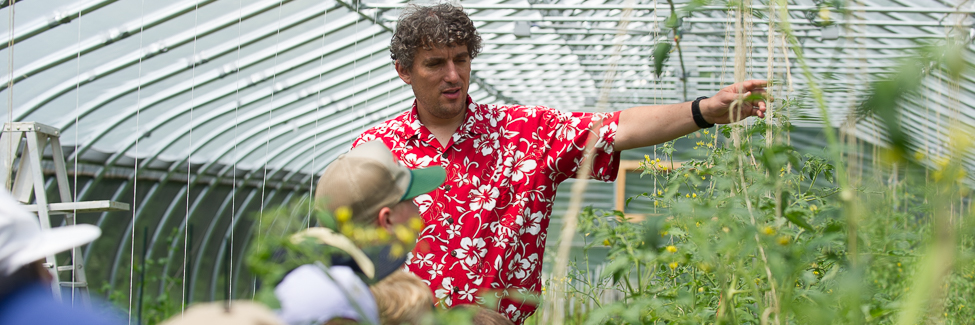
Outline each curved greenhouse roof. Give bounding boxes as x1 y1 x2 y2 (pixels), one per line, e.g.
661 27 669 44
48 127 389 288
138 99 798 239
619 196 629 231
0 0 972 313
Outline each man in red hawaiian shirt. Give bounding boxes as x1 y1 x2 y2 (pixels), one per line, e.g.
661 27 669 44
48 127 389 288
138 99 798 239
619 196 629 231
351 4 768 323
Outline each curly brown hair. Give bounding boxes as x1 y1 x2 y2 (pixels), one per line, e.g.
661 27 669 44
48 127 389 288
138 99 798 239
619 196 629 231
390 3 482 70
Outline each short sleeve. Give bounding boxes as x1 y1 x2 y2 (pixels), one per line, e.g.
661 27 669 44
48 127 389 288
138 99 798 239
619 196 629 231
535 107 622 184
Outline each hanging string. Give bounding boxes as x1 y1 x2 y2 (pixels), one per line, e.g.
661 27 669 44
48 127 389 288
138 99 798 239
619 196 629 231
351 2 361 130
229 0 245 304
310 5 330 228
5 0 12 130
545 1 636 322
128 0 147 322
182 2 202 316
72 1 82 308
256 0 285 297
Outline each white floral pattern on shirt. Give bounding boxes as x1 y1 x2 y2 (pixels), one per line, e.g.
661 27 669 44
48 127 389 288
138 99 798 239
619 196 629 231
353 97 620 324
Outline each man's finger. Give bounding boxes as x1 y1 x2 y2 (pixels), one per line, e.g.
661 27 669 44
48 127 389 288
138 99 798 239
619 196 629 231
742 79 768 89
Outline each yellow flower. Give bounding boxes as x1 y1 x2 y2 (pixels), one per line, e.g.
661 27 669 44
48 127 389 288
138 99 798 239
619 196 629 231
701 176 706 180
394 225 415 243
656 158 661 163
657 190 663 195
654 201 660 207
409 217 425 231
761 226 776 236
666 245 678 253
777 236 790 246
692 193 697 198
603 239 611 246
685 194 690 198
335 206 352 223
722 227 730 233
809 205 818 212
390 244 404 257
668 262 678 269
813 271 819 275
703 130 709 135
698 287 704 293
644 154 650 161
818 6 830 21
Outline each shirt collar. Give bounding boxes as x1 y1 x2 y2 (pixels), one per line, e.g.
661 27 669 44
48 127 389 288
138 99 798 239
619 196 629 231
397 96 490 140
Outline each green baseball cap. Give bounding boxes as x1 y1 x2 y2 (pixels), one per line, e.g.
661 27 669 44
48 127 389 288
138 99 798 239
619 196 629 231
315 140 446 224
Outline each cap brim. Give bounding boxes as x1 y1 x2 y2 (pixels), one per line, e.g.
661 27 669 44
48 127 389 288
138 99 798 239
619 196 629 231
10 224 101 268
402 166 446 201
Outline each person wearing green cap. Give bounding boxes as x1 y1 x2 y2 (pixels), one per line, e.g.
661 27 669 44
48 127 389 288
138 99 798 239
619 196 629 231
315 139 447 236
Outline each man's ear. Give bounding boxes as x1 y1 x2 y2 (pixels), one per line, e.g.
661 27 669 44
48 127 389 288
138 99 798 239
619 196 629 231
394 61 412 85
377 207 393 231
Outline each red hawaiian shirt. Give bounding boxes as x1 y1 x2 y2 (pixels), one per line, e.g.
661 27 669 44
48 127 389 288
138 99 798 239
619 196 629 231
352 97 621 324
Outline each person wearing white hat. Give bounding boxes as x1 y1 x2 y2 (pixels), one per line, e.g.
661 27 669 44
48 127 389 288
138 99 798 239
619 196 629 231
0 188 123 325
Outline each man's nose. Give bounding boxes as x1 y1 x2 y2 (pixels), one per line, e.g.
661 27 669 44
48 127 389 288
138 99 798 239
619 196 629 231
444 61 461 84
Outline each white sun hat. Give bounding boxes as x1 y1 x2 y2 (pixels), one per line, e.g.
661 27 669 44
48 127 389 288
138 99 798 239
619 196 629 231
274 264 380 325
0 188 101 276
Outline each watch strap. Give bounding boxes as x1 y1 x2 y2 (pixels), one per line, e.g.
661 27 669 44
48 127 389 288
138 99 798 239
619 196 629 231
691 96 714 128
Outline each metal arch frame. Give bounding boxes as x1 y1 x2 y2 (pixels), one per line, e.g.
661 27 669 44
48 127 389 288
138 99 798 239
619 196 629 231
2 0 223 93
110 45 389 190
231 187 285 298
110 34 390 179
189 182 247 301
206 187 259 301
209 76 406 182
63 16 378 167
270 93 418 183
172 57 395 180
282 90 498 186
243 75 406 175
108 182 160 289
19 2 340 128
0 0 119 50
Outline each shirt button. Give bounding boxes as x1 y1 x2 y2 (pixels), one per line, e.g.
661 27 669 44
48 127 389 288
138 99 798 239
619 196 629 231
450 250 457 257
447 217 454 224
453 286 459 293
444 185 452 191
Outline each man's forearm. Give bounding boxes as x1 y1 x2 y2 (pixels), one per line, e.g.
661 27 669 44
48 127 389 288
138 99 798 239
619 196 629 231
614 101 701 151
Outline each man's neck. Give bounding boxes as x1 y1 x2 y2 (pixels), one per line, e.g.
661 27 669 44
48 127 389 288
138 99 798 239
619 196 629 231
416 106 466 148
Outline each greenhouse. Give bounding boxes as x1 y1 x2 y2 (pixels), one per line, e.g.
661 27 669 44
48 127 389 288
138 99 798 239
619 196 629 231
0 0 972 323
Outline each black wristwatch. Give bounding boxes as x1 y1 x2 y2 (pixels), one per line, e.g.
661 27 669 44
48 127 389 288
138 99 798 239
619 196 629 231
691 96 714 129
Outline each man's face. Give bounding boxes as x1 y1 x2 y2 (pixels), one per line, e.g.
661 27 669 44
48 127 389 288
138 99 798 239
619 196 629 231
396 45 471 120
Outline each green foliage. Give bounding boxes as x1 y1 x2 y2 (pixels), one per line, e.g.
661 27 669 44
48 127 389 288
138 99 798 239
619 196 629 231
538 83 975 324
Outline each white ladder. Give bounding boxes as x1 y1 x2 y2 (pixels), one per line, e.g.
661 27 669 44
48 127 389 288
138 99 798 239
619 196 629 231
0 122 129 304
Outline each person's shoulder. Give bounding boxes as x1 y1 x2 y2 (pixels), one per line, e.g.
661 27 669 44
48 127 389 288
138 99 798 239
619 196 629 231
356 111 415 142
474 102 562 121
0 285 123 325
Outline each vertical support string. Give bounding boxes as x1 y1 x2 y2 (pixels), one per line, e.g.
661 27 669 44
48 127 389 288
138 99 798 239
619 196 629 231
229 0 245 304
129 0 147 322
310 4 330 228
256 0 285 297
72 1 82 308
183 2 202 315
5 0 12 128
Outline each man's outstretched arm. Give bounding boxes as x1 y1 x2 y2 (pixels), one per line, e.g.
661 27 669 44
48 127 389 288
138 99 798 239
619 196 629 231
615 79 768 151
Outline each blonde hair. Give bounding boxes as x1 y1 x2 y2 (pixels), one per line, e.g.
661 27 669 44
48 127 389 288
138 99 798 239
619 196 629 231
369 270 433 325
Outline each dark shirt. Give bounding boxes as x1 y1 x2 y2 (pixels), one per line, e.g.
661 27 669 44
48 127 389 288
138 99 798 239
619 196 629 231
0 282 124 325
